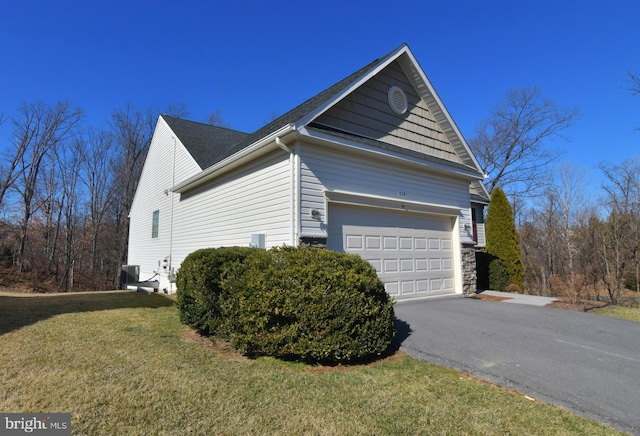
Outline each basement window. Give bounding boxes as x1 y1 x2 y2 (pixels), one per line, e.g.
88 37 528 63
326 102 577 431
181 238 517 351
152 210 159 238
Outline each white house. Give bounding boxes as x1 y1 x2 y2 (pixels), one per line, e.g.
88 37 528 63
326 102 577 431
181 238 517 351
127 44 489 299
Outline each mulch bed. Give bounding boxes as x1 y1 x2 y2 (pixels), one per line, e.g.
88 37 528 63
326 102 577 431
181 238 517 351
470 293 512 302
545 298 608 312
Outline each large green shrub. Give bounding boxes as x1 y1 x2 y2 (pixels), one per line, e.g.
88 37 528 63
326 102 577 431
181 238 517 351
488 258 510 292
485 187 524 291
218 246 396 364
176 247 253 334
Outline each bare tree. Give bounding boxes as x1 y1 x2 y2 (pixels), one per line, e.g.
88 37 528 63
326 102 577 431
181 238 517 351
207 109 231 128
596 157 640 303
109 103 154 283
553 163 590 303
41 143 63 274
164 102 190 119
629 71 640 97
76 129 117 277
57 143 82 291
469 87 580 198
11 101 83 273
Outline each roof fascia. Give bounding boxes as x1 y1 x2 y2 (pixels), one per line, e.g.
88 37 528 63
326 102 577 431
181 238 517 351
172 124 296 193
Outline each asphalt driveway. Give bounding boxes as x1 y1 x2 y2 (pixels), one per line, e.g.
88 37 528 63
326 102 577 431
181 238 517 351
394 296 640 435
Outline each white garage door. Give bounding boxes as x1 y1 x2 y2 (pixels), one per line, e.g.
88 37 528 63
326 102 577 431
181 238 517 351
327 203 456 299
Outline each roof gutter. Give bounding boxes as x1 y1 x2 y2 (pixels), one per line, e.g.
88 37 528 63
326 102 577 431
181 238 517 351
172 123 296 193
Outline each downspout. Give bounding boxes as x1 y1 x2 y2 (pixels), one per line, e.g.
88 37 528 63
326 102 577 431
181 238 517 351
276 137 295 246
275 137 291 153
168 137 177 293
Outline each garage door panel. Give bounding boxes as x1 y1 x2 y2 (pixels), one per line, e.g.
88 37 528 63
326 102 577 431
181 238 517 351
415 259 428 271
430 278 443 292
385 282 399 295
346 235 362 249
384 259 398 272
401 281 414 294
365 236 381 249
443 277 455 290
368 259 382 273
400 259 414 272
383 237 397 250
327 204 457 299
399 237 413 250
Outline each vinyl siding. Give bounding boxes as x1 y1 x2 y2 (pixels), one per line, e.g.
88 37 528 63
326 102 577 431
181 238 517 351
127 117 202 289
170 150 292 267
298 144 474 244
314 61 460 162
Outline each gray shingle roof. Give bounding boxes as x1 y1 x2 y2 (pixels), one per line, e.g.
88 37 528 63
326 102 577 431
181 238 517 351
162 45 406 170
160 116 250 169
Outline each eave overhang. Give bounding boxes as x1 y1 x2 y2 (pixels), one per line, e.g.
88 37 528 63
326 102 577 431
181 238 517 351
298 125 485 182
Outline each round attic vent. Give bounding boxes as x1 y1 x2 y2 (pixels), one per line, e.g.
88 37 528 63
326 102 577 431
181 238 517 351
388 86 408 115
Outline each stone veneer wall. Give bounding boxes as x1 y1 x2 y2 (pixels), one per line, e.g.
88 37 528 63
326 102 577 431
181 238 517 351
461 244 477 295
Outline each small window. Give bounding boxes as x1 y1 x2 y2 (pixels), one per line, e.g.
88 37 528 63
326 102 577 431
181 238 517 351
152 210 159 238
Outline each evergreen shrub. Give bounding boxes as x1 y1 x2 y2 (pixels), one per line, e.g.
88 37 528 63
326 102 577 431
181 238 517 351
485 188 524 291
488 258 510 292
176 246 254 334
218 246 396 364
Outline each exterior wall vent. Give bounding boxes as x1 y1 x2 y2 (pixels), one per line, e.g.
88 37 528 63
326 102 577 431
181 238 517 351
250 233 266 249
388 86 408 115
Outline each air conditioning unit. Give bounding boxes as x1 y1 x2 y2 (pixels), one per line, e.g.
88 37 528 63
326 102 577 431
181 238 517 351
121 265 140 287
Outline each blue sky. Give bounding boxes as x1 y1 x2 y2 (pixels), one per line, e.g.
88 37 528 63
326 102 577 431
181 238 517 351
1 0 638 194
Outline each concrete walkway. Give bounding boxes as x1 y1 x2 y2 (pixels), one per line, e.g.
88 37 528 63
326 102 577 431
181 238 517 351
478 290 558 307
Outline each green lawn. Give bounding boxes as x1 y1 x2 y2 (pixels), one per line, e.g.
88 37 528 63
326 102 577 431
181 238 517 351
0 291 625 435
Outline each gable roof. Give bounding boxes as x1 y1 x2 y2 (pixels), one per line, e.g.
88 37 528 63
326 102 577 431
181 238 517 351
166 43 489 200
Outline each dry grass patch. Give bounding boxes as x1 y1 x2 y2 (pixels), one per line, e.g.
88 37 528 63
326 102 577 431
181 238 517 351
0 291 625 435
592 305 640 322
